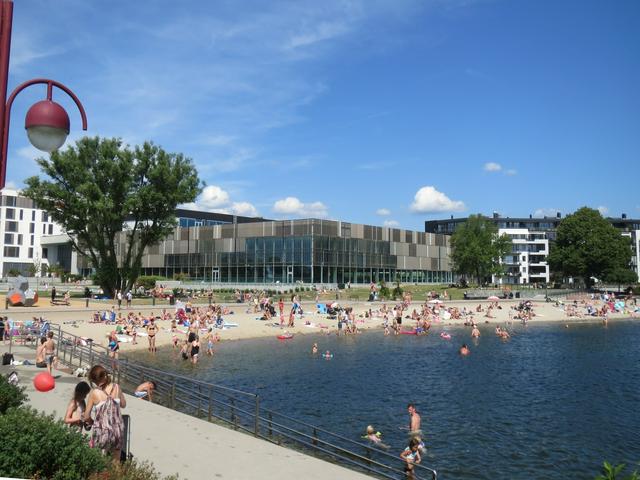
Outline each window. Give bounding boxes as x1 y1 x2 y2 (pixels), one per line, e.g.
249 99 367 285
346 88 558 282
29 223 35 234
42 224 46 234
3 246 19 257
5 208 14 219
42 247 48 259
19 209 23 220
30 235 34 246
17 234 22 245
41 212 49 222
4 233 13 244
48 224 53 235
5 221 17 232
28 247 33 258
3 196 16 206
31 211 35 221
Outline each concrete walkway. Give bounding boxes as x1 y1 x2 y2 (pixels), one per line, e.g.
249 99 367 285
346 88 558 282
1 344 372 480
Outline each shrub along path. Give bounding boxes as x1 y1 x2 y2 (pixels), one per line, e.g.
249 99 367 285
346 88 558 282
1 344 370 480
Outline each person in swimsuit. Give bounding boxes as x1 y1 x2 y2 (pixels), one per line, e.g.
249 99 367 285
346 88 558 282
134 381 156 401
35 337 47 368
146 318 158 353
400 438 422 479
460 344 470 355
44 331 56 374
407 403 425 452
206 329 215 356
191 336 200 365
64 381 91 429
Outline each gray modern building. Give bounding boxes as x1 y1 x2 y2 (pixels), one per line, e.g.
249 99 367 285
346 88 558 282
111 218 453 285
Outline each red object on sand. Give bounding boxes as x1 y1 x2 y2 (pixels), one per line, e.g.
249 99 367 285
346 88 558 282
33 372 55 392
277 333 294 340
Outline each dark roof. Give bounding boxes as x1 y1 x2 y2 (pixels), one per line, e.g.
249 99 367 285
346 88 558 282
175 208 270 224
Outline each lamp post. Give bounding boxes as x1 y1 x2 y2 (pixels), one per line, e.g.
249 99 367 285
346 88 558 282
0 0 87 190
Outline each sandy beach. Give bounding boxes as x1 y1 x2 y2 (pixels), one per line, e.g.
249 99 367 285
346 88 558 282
3 294 637 354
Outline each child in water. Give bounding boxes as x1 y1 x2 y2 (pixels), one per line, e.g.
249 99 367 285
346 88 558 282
400 438 422 479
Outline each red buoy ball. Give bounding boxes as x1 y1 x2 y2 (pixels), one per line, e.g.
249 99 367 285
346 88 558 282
33 372 55 392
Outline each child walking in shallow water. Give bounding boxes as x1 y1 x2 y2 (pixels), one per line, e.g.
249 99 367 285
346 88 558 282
400 438 422 479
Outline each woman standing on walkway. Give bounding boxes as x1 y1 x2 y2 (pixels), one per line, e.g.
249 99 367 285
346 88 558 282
83 365 126 461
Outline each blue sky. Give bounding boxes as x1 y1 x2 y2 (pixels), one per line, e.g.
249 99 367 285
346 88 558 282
6 0 640 229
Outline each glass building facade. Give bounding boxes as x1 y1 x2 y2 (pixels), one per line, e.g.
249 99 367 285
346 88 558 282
127 218 453 284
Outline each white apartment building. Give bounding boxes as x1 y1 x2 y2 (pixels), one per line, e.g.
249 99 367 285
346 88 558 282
0 188 70 277
621 230 640 282
494 228 550 285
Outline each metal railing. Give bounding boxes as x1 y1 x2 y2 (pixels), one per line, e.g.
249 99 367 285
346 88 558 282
45 324 437 480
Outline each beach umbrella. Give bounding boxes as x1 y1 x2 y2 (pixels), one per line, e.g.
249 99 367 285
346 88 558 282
487 295 500 301
427 299 443 304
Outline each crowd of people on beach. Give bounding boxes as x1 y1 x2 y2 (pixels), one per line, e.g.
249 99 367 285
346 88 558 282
556 292 639 320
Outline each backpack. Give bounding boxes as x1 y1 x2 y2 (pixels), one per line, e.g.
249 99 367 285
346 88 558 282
91 387 124 452
2 353 13 366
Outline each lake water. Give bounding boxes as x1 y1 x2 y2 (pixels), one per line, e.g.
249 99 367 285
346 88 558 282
133 321 640 479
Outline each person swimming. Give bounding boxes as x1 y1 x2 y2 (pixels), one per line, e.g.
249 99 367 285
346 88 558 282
459 344 470 355
312 343 318 354
322 350 333 359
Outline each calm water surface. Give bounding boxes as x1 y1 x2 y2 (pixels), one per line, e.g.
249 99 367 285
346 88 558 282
134 321 640 479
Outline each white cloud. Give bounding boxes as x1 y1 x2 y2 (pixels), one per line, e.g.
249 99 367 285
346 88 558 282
180 185 258 217
287 21 349 49
505 169 517 176
483 162 502 172
273 196 328 218
383 220 399 227
410 186 465 213
198 185 230 209
376 208 391 216
229 202 259 217
533 208 561 218
597 206 609 216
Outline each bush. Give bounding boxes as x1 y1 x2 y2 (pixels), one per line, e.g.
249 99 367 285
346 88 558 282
136 276 167 291
595 461 639 480
379 282 391 300
0 406 107 479
0 373 27 414
89 459 179 480
392 281 403 299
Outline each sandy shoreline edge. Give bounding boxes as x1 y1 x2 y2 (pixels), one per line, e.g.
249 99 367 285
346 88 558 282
3 297 637 354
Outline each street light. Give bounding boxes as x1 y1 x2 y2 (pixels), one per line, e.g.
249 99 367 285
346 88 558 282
0 0 87 189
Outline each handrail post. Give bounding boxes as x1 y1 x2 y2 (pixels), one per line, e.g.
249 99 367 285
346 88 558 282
231 398 237 428
313 427 318 446
56 324 61 359
89 342 94 367
254 395 260 437
171 380 176 409
208 387 212 422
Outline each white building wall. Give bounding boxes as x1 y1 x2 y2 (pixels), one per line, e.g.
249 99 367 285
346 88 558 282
494 228 550 285
634 230 640 282
0 188 65 277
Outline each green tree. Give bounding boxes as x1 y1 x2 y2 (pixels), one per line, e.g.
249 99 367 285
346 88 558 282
23 137 201 298
548 207 634 287
450 215 512 286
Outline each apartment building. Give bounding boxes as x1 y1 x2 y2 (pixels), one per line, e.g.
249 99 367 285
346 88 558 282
0 188 66 277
